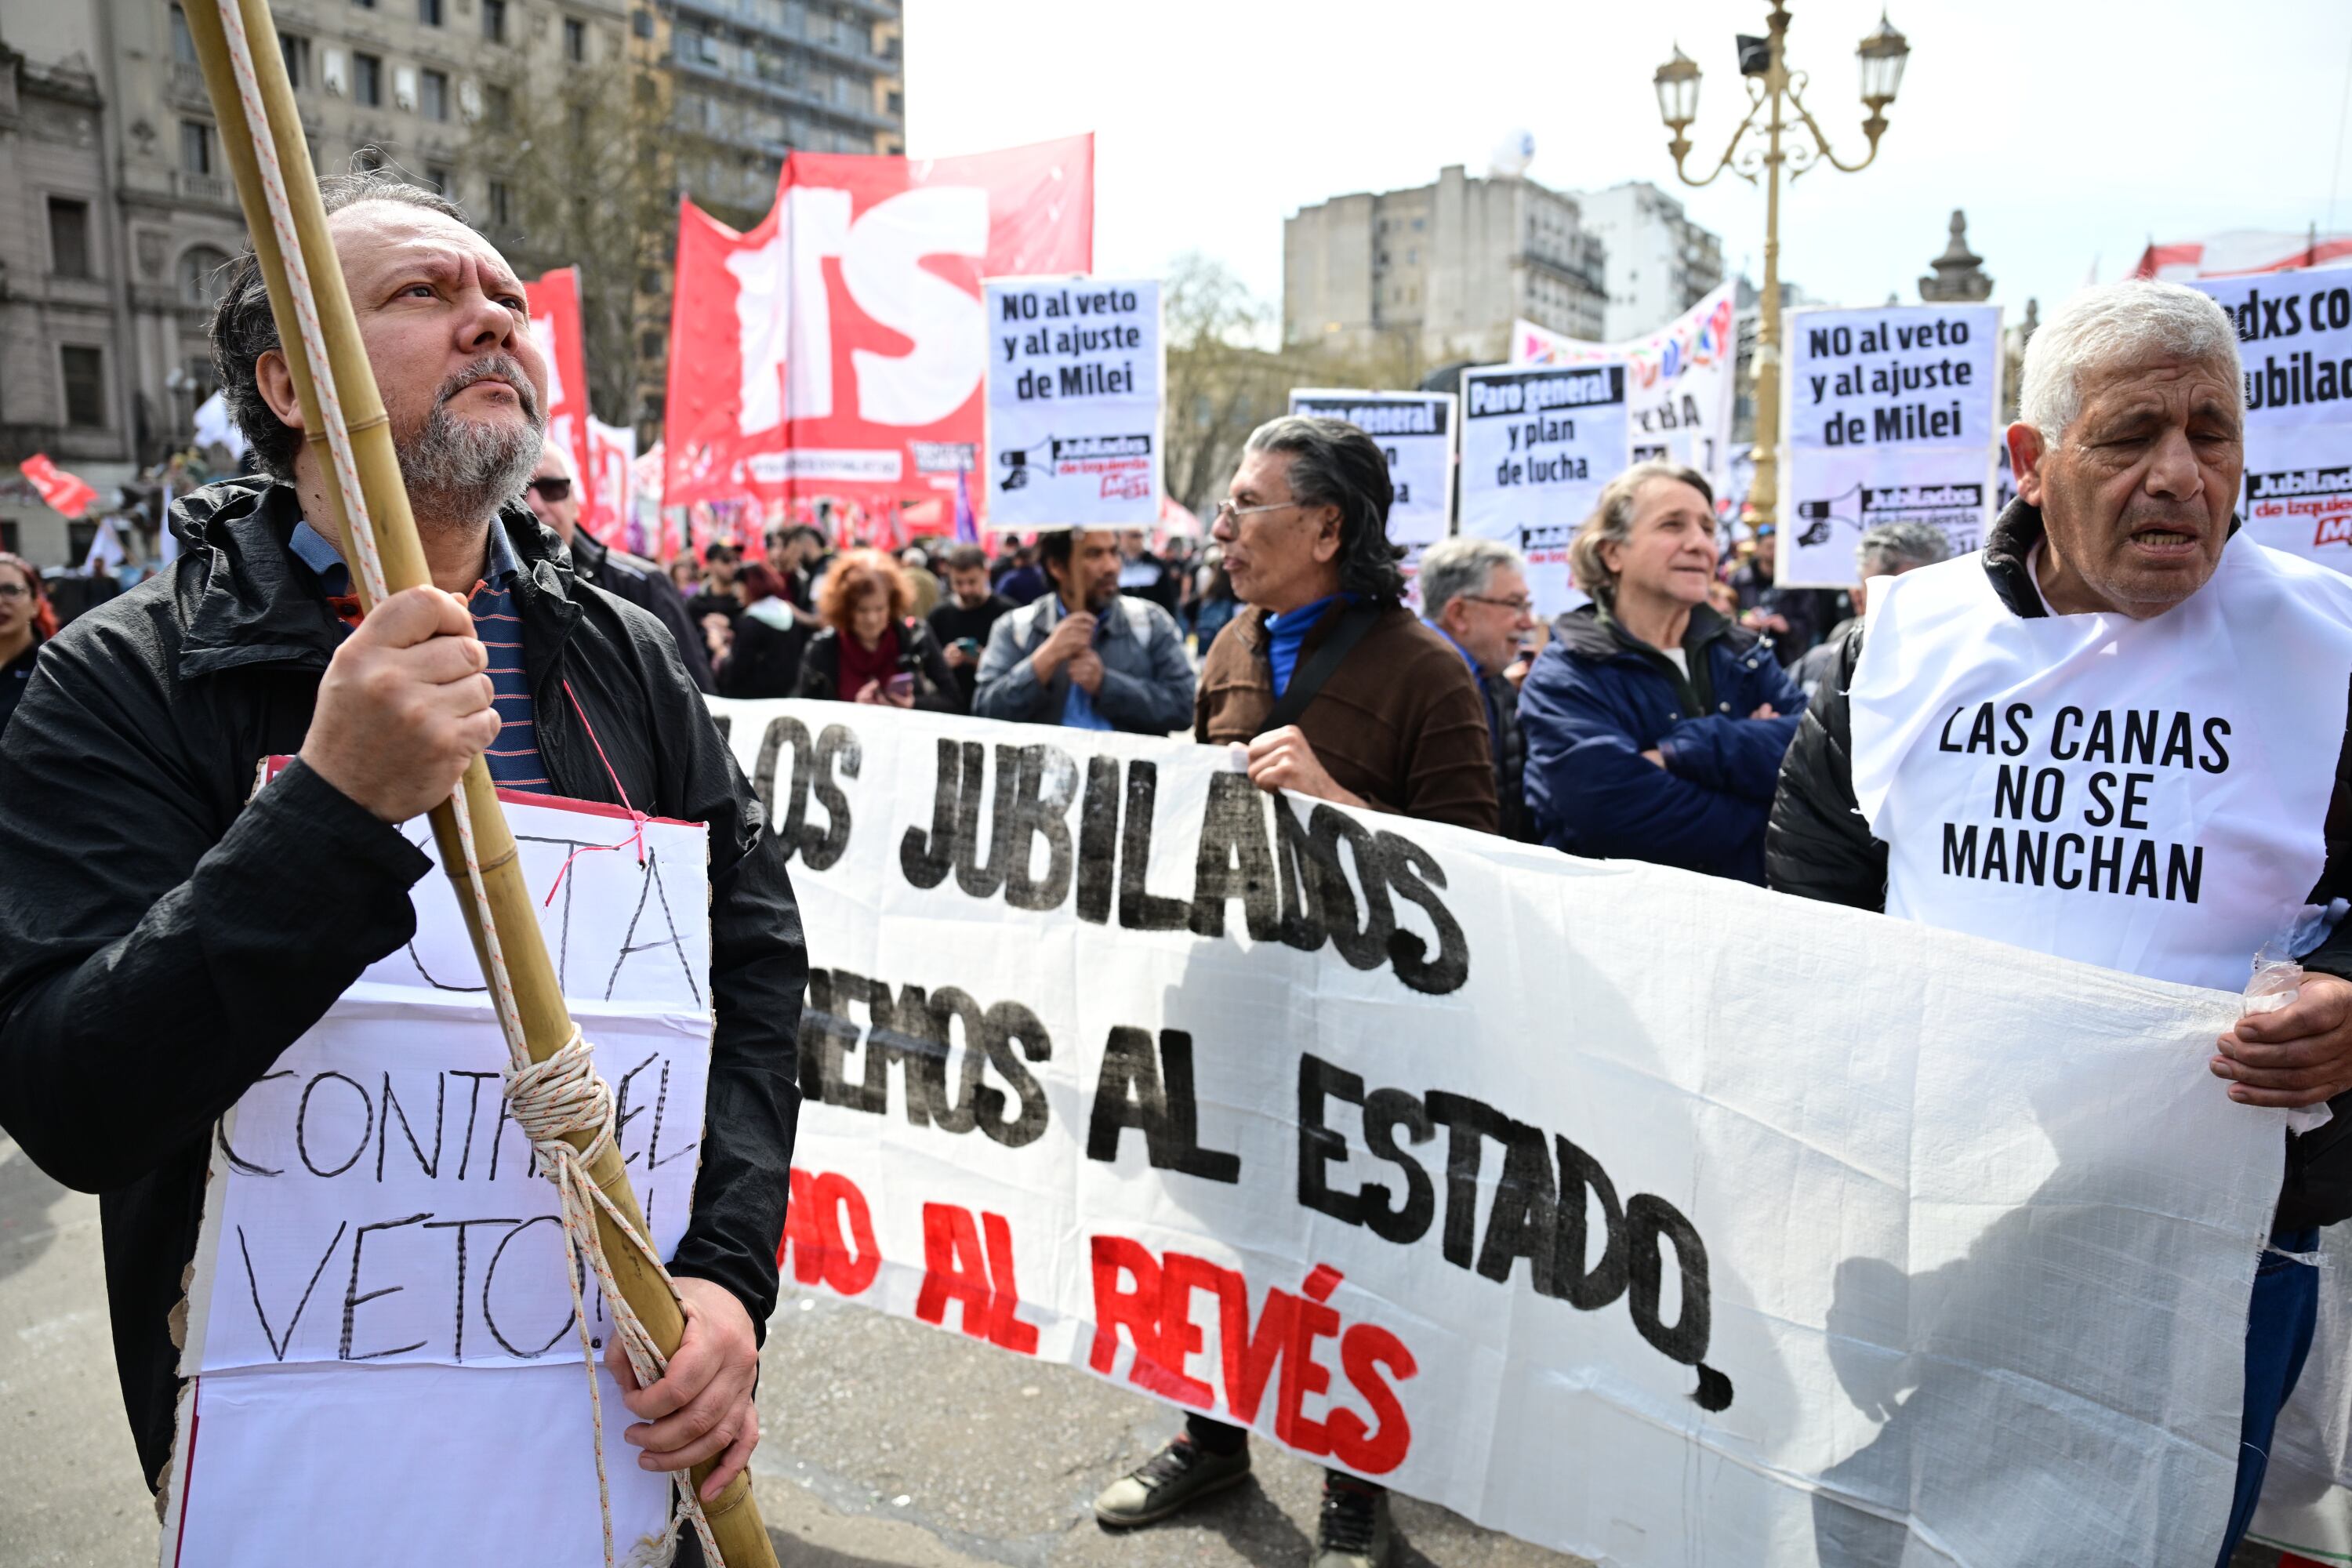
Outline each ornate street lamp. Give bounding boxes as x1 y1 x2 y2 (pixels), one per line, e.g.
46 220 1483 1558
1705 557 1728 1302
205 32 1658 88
1653 5 1911 531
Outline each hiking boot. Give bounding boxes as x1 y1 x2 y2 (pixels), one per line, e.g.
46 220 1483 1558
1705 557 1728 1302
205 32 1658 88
1312 1475 1394 1568
1092 1434 1250 1526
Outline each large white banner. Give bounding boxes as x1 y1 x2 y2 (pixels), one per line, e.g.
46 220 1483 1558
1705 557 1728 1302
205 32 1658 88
985 277 1163 530
1512 281 1741 499
161 790 714 1566
1287 389 1455 548
707 699 2292 1568
1459 364 1628 615
1781 303 2002 586
2190 265 2352 572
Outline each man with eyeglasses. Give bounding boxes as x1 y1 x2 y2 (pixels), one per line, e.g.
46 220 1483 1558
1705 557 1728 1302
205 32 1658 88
0 174 800 1554
1416 535 1541 841
524 442 714 691
1093 416 1494 1568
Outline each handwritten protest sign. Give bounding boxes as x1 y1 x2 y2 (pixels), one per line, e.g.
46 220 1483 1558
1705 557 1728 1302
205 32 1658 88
1781 303 2002 585
160 789 712 1566
1458 363 1628 614
706 698 2287 1568
984 277 1163 529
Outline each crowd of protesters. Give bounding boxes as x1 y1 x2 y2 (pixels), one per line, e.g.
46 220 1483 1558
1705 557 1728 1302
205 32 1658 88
1 183 2338 1568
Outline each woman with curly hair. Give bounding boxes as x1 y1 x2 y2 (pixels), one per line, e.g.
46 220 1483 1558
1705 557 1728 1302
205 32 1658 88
793 546 959 710
0 552 56 735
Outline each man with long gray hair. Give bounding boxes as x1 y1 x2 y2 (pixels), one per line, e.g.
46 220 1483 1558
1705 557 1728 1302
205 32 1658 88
0 172 804 1559
1092 414 1495 1568
1772 279 2352 1564
1791 520 1951 700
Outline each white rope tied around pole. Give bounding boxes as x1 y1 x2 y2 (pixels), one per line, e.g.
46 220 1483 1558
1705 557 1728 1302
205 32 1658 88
210 5 720 1560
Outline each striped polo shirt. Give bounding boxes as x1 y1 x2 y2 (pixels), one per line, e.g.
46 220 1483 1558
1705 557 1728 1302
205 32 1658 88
289 519 552 794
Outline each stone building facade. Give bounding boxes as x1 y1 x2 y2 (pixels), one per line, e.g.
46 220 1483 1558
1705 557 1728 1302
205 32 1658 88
0 0 904 562
1284 165 1608 368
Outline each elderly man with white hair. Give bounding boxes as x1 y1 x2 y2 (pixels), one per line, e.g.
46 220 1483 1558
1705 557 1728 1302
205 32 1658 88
1769 279 2352 1563
1418 535 1541 840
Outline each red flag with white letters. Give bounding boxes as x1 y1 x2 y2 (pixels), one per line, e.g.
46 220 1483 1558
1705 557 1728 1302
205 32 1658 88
522 267 597 526
663 136 1093 514
19 454 100 519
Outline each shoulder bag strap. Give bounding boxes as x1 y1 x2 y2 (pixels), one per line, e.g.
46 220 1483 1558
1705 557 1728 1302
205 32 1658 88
1261 603 1380 735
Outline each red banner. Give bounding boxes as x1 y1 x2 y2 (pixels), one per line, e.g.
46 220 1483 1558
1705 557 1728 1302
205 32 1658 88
663 135 1094 515
19 454 100 519
522 267 597 527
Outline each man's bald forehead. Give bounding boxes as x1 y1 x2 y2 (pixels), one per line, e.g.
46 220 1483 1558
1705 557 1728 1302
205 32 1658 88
332 198 520 287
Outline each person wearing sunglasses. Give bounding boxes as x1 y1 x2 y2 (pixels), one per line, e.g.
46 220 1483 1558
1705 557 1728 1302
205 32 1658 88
523 443 714 691
0 551 55 737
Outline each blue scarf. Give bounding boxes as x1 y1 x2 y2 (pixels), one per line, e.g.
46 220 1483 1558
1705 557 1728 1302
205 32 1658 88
1265 593 1352 697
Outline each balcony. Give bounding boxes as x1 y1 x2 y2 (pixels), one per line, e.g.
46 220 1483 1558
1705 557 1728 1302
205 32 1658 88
169 62 212 108
174 170 234 207
670 51 896 132
669 0 886 73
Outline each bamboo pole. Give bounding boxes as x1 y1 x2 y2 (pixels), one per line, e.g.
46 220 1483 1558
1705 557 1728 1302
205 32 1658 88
183 4 775 1563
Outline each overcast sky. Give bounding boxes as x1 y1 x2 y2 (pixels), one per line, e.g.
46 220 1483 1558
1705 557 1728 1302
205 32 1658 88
905 0 2352 337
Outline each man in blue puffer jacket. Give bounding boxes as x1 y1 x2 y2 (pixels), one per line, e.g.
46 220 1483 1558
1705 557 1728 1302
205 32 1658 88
1518 461 1806 884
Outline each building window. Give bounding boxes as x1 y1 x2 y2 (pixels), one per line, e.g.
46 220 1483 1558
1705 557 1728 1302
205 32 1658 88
420 67 448 120
423 166 451 197
633 9 653 38
886 89 902 117
488 180 512 226
48 199 92 279
353 53 381 106
485 83 513 126
482 0 506 42
419 0 442 24
351 0 375 9
354 145 385 172
62 347 107 428
564 18 586 62
171 6 199 64
280 31 310 89
180 245 232 305
180 120 213 175
641 329 666 360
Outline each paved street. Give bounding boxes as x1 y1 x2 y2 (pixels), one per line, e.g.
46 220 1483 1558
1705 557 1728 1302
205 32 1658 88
0 1136 1584 1568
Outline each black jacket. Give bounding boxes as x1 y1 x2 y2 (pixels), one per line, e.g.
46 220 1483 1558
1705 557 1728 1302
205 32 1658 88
570 528 716 693
0 477 807 1485
0 632 38 735
717 602 813 699
1768 499 2352 1229
1481 668 1536 843
793 619 961 711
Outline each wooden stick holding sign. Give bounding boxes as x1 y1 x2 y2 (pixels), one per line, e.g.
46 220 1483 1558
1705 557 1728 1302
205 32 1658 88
180 2 775 1562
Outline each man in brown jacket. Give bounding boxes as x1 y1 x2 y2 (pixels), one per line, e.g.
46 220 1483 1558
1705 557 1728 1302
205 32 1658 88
1092 415 1496 1568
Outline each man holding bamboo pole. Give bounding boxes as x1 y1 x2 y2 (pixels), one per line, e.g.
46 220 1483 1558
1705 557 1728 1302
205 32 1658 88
0 171 805 1546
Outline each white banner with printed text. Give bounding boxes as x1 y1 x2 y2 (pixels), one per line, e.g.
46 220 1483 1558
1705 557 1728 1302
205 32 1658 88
2190 265 2352 573
1458 363 1628 615
1287 389 1456 549
984 277 1163 530
1781 304 2002 586
1512 282 1740 499
702 698 2295 1568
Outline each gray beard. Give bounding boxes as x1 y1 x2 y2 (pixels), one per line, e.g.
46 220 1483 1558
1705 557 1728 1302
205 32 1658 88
397 403 543 527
